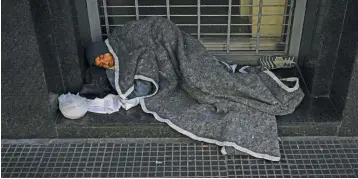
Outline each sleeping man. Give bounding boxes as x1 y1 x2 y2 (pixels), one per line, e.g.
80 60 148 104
82 17 303 161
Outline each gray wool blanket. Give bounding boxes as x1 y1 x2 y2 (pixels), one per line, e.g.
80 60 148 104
105 17 304 161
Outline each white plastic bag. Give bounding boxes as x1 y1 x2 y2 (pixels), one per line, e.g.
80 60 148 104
58 93 123 119
86 94 122 114
58 93 88 119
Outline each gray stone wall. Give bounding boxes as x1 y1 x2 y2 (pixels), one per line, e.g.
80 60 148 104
1 0 57 138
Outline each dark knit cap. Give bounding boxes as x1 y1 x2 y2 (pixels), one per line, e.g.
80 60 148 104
85 41 110 66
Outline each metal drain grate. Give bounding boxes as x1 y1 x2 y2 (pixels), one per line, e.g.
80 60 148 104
2 138 358 178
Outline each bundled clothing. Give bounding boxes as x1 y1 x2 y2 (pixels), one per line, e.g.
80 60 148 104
102 17 304 161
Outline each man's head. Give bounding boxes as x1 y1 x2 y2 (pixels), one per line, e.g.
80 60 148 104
86 41 115 69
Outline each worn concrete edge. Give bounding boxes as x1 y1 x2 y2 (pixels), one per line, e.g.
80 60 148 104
56 119 341 127
2 136 357 145
54 123 340 138
1 138 196 145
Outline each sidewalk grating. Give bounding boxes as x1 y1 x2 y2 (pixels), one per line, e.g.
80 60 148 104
2 138 358 178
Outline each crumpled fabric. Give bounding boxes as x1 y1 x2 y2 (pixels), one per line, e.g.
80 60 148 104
79 67 117 99
105 17 304 161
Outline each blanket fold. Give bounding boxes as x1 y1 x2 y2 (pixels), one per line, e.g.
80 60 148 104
106 17 304 161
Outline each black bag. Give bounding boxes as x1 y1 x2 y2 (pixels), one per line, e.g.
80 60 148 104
79 67 117 99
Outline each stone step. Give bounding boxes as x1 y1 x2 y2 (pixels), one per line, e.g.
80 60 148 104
56 96 341 138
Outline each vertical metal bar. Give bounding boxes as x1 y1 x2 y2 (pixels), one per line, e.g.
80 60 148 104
166 0 170 20
135 0 139 20
84 143 92 177
122 144 130 177
288 0 307 56
193 143 197 177
75 0 93 46
55 145 70 177
171 144 174 177
179 144 182 177
114 144 122 177
86 0 102 42
255 0 263 54
226 0 232 53
91 144 99 177
197 0 201 40
102 0 110 36
75 144 86 176
130 144 137 177
107 144 115 177
284 0 295 54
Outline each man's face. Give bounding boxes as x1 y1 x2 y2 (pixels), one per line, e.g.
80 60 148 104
95 53 114 69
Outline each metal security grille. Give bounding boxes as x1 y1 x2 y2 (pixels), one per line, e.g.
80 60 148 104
89 0 306 56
